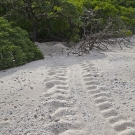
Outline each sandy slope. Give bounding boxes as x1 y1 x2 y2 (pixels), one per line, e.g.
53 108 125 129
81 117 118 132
0 40 135 135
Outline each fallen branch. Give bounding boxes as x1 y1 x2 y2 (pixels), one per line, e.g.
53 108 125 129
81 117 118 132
68 8 133 56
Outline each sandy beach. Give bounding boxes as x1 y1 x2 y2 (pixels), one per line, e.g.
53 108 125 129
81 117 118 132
0 40 135 135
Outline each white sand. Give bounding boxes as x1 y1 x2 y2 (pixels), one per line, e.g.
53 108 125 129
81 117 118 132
0 40 135 135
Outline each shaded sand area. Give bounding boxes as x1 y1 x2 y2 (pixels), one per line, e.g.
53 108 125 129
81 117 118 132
0 40 135 135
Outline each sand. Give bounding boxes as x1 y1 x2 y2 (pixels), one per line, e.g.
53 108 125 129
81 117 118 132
0 39 135 135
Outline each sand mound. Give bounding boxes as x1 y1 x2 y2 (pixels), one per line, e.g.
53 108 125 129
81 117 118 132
35 42 69 57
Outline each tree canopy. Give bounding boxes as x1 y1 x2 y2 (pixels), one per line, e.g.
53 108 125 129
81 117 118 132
1 0 135 42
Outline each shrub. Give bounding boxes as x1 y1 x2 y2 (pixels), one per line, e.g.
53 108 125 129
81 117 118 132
0 17 44 70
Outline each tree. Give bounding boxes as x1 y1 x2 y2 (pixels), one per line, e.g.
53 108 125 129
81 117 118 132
1 0 135 43
3 0 80 42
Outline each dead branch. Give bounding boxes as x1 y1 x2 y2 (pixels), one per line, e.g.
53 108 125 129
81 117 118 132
68 8 133 56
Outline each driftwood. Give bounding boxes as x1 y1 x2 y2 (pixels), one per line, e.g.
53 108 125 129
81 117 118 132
68 8 133 56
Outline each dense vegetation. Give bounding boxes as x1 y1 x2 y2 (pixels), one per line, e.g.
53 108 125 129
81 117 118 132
0 0 135 69
1 0 135 42
0 17 44 70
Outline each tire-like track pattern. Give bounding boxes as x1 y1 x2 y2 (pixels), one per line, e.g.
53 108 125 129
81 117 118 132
43 66 86 135
80 61 135 135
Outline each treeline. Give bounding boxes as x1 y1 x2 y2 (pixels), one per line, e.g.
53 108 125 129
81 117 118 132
1 0 135 42
0 0 135 70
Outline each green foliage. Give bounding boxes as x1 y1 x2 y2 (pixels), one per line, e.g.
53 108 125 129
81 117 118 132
81 0 135 34
82 0 119 17
67 0 84 13
3 0 80 42
110 0 135 8
0 2 8 16
121 30 132 36
0 17 44 70
1 0 135 42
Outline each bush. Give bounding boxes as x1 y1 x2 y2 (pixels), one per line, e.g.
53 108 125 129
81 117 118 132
0 17 44 70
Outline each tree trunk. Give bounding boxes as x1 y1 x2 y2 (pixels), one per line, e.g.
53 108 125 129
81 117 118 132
32 21 37 42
